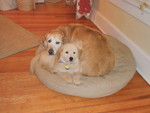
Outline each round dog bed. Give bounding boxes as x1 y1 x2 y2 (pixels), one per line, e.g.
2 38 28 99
34 35 136 98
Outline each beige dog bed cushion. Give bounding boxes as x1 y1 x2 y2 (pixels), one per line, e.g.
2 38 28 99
34 35 136 98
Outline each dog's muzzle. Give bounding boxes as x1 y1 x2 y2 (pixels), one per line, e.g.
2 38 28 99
48 49 54 55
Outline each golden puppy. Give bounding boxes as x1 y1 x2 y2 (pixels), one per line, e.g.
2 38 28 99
30 30 64 74
54 24 115 76
54 43 81 85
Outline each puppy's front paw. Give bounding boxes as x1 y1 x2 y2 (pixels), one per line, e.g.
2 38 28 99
73 79 81 85
73 74 81 85
42 65 48 70
51 69 57 74
65 77 73 84
61 73 72 84
63 76 72 84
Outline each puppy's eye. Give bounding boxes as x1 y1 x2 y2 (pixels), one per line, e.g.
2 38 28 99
48 40 51 43
56 41 60 44
73 52 76 54
65 51 69 54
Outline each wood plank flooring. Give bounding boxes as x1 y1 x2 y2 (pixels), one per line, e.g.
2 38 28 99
0 1 150 113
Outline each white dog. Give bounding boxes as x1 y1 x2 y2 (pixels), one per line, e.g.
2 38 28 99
30 30 64 74
54 43 82 85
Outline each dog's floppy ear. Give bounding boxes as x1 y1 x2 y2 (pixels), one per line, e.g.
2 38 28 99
58 29 64 38
56 46 64 61
42 33 50 49
55 29 69 44
57 29 67 44
51 29 64 38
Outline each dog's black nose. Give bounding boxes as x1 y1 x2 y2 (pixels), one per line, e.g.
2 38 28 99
48 49 54 55
69 57 73 62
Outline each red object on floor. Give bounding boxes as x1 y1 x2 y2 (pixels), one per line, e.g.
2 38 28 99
76 0 92 19
78 0 91 14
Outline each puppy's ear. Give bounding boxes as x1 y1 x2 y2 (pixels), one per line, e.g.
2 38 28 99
73 40 82 50
78 48 82 59
73 41 83 58
77 41 82 50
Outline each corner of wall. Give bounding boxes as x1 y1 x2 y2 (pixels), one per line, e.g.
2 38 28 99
90 8 150 85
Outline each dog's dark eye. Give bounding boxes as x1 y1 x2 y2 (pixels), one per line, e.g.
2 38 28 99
56 41 60 44
48 40 51 43
65 51 69 54
73 52 76 54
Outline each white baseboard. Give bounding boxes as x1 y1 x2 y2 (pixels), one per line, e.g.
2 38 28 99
90 8 150 85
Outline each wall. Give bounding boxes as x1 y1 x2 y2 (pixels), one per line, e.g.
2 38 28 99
91 0 150 84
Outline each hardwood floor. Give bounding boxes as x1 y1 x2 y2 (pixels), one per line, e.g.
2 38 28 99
0 1 150 113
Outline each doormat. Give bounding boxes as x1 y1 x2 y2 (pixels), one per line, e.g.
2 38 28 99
0 15 41 59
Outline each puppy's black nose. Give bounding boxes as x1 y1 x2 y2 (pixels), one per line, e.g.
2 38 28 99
48 49 54 55
69 57 73 62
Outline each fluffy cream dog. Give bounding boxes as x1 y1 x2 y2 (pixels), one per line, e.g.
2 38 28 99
54 43 82 85
30 30 64 74
54 24 115 76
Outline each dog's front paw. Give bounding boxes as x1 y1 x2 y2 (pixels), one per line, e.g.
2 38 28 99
63 76 72 84
73 79 81 85
66 77 73 84
51 69 57 74
61 73 73 84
